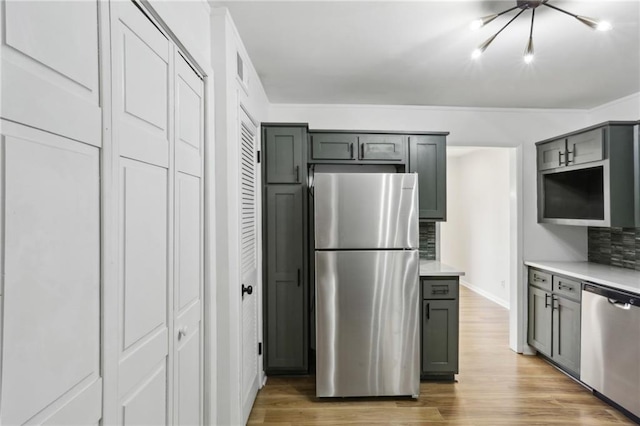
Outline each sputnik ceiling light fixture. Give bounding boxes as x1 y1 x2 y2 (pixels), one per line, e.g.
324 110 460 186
470 0 612 63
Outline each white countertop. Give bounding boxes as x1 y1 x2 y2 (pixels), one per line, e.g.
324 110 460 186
524 261 640 295
419 260 465 277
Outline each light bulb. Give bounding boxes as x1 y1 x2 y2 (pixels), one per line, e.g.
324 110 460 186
596 21 612 31
524 54 534 64
524 37 534 64
471 49 483 59
470 19 483 30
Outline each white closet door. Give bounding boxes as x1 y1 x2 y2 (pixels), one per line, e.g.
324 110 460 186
240 108 260 423
111 2 172 424
0 0 100 146
174 54 204 426
0 120 102 425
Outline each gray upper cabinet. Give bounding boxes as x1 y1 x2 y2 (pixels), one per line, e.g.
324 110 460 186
409 135 447 221
310 133 356 160
265 126 305 183
537 138 567 171
634 122 639 227
567 128 604 166
265 185 307 372
359 134 405 161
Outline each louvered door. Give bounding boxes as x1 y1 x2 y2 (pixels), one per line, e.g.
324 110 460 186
240 108 260 423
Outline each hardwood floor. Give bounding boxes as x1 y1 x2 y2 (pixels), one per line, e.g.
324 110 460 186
248 286 636 425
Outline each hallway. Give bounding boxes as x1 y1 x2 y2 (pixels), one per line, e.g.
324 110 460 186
247 286 634 425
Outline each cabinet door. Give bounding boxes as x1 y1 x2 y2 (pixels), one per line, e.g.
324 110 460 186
409 135 446 220
528 286 552 357
359 134 405 161
422 300 458 374
310 133 356 160
265 126 304 183
265 185 306 372
537 139 566 170
567 128 604 166
552 296 581 375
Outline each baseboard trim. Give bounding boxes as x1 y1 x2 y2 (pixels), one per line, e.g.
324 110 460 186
460 279 510 310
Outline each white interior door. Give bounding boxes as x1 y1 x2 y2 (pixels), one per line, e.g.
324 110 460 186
111 2 173 424
173 53 205 426
240 107 261 422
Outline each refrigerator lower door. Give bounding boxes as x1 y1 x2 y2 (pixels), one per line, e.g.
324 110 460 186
315 250 420 397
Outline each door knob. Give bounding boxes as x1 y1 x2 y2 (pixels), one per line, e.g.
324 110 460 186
242 284 253 297
178 326 188 340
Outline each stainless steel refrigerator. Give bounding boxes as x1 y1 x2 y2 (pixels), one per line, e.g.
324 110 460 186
314 173 420 398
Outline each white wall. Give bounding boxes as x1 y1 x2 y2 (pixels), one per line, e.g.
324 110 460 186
587 92 640 125
441 148 511 308
212 8 270 425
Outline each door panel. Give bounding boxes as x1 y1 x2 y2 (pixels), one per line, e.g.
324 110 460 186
112 0 170 168
314 173 419 249
174 171 203 425
359 134 404 161
422 299 458 373
552 296 581 375
527 286 552 357
266 185 305 371
121 159 168 350
537 139 566 170
0 1 101 145
121 363 168 426
176 55 203 177
408 135 446 220
310 133 356 160
0 122 101 425
568 128 604 166
266 127 303 182
315 250 419 397
240 111 260 422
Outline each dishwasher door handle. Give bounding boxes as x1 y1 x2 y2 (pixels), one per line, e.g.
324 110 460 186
608 298 631 310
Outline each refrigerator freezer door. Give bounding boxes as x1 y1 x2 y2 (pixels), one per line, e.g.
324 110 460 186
314 173 419 249
315 250 420 397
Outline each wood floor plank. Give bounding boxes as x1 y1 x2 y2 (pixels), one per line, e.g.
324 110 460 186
249 286 636 425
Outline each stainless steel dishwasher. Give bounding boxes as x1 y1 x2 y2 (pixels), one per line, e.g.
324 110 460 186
581 282 640 420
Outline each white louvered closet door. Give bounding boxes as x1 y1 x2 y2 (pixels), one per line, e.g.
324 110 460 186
240 107 260 423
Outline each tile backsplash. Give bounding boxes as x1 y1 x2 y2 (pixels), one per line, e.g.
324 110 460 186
419 221 436 260
588 227 640 271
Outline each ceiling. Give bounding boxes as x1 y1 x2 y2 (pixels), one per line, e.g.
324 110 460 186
214 1 640 109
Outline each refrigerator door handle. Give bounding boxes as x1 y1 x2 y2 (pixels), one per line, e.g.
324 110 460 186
297 268 301 287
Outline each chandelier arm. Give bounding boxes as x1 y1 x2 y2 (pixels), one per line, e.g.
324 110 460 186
497 5 521 17
529 9 535 38
493 8 527 40
542 2 577 18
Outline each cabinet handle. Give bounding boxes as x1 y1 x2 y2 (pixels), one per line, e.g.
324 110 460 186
297 268 301 287
566 149 573 164
349 143 354 159
295 165 300 182
544 293 551 308
552 296 559 311
178 326 188 340
360 143 365 159
558 151 565 166
432 287 449 295
558 282 573 292
426 303 430 320
534 275 547 283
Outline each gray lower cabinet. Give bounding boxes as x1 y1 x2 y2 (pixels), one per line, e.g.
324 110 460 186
264 125 306 183
527 267 581 377
409 135 447 221
265 185 307 373
421 277 459 379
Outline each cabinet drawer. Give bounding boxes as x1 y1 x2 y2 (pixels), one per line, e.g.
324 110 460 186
359 134 404 161
310 133 356 160
553 275 581 301
529 269 552 291
422 278 458 300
